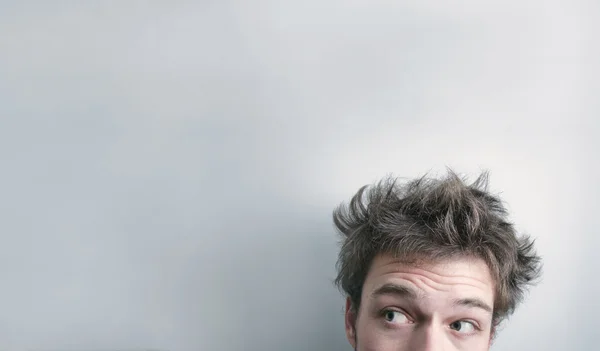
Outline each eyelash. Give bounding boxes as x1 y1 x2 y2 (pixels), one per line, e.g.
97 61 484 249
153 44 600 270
379 308 482 335
451 320 481 336
379 308 412 322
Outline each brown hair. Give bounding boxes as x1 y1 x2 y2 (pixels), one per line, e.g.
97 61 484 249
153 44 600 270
333 170 542 325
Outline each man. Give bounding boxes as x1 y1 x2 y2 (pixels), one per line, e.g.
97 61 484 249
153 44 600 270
333 170 541 350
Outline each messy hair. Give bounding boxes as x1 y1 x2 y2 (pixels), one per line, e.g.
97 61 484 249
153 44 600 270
333 170 542 325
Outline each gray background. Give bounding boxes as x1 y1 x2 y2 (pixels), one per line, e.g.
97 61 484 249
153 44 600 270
1 1 598 350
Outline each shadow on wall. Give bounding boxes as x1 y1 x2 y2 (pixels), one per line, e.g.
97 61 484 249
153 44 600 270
176 200 350 351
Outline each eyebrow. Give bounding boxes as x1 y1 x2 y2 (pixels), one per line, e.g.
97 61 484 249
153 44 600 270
453 298 493 313
370 283 420 300
371 284 493 314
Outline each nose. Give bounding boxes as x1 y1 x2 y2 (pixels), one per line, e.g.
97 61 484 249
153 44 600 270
409 324 448 351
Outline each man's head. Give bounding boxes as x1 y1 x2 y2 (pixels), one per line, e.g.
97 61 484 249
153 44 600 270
333 170 541 350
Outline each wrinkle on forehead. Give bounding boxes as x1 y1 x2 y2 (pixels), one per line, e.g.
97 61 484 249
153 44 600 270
365 254 495 300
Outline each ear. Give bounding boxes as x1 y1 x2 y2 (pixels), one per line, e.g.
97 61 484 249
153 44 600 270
345 297 357 349
488 325 496 348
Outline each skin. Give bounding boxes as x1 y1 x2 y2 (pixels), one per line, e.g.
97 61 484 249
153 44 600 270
345 254 495 351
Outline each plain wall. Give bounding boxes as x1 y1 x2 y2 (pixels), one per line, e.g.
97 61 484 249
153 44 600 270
1 1 598 350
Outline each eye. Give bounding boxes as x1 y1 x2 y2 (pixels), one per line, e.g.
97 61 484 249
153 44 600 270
449 320 476 334
382 310 411 324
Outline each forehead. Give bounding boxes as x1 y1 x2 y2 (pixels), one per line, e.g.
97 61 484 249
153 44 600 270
362 254 495 308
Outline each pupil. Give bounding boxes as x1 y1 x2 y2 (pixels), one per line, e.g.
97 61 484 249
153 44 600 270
385 312 394 321
451 321 461 330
